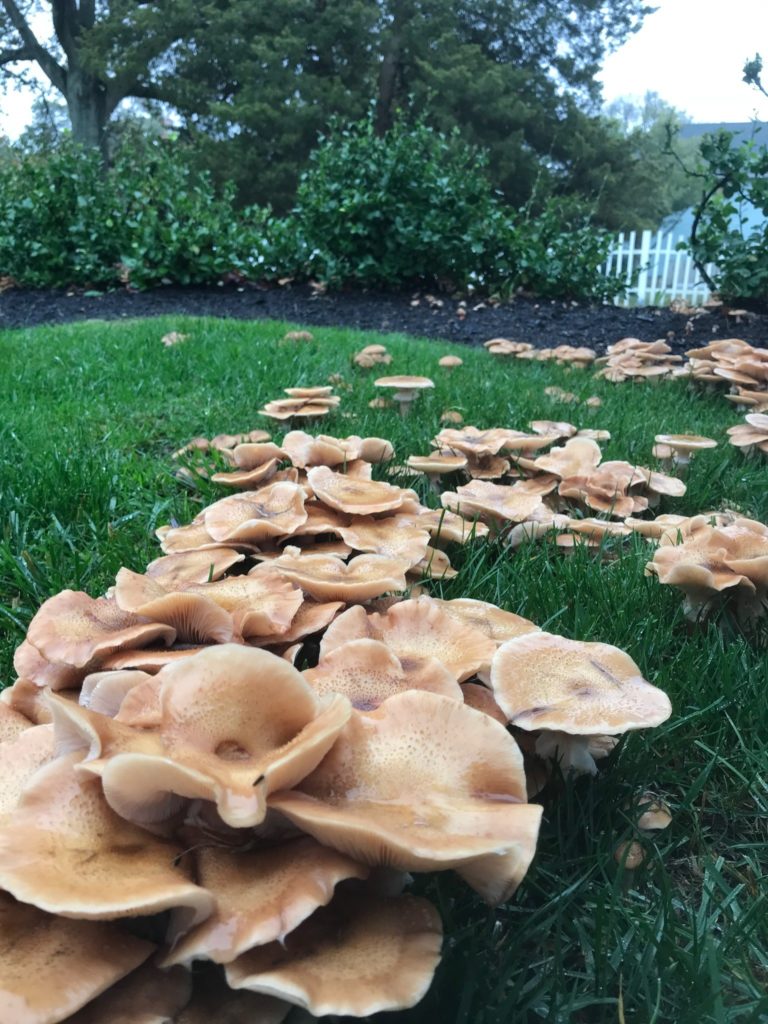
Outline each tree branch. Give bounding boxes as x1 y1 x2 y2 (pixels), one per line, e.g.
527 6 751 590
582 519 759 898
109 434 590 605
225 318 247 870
107 79 183 116
0 44 33 65
1 0 67 91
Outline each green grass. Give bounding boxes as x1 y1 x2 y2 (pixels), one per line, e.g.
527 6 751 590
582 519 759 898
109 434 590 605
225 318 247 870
1 316 766 1024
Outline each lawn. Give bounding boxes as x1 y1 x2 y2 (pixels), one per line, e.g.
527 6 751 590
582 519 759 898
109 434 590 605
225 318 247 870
1 316 766 1024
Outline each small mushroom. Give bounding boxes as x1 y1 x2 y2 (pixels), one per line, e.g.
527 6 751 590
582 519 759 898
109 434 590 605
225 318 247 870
438 355 463 371
374 376 434 418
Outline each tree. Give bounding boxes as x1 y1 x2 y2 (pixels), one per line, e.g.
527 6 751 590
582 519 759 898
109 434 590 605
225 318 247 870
0 1 205 155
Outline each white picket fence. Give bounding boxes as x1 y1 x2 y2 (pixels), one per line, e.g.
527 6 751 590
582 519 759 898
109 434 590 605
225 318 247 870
602 230 717 307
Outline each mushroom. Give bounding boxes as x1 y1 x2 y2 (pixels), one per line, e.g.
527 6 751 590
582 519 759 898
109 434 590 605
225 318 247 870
303 638 462 709
72 645 352 830
162 837 369 966
307 466 407 515
652 434 717 472
441 480 544 525
282 330 314 342
438 355 463 371
727 413 768 456
0 753 216 923
225 890 443 1017
269 690 542 882
373 376 435 417
489 631 672 775
203 482 308 544
0 892 156 1024
254 548 409 603
353 344 392 369
320 598 496 682
61 962 192 1024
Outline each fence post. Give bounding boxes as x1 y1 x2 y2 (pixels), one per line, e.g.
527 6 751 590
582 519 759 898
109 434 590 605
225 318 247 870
636 230 652 304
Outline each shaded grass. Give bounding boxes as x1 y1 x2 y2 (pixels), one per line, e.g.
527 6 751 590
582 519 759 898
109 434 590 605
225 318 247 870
0 316 766 1023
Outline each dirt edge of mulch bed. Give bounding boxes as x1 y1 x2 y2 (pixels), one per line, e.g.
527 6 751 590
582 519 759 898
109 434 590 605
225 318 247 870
2 283 767 356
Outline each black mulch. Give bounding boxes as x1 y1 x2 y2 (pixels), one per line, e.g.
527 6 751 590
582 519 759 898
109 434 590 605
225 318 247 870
2 283 766 355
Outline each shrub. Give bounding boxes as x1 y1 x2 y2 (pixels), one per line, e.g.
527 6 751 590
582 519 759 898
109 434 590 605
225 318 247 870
685 129 768 304
290 112 508 290
0 134 270 289
290 113 624 301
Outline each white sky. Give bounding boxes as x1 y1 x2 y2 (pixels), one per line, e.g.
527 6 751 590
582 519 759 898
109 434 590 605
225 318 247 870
599 0 768 122
1 0 767 138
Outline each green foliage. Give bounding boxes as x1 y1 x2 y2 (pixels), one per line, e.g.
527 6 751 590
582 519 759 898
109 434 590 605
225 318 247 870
686 130 768 303
286 114 623 301
0 134 269 288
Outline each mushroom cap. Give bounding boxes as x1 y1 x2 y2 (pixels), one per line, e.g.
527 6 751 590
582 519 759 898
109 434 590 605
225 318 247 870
162 837 369 966
320 599 496 682
225 891 442 1017
114 569 237 645
653 434 717 453
307 466 407 515
284 386 334 398
460 682 508 725
0 892 156 1024
269 691 541 873
374 376 434 391
0 724 55 819
203 482 308 543
0 702 33 743
432 598 539 645
438 355 463 368
145 548 246 587
434 426 515 458
533 437 602 478
337 515 431 567
175 965 290 1024
303 639 462 709
258 549 408 602
0 753 215 922
25 591 176 671
84 645 353 830
410 507 490 543
407 452 468 475
441 480 544 524
490 631 672 735
648 519 768 595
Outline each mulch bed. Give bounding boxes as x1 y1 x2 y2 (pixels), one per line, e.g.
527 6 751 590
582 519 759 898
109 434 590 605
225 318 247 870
2 283 767 355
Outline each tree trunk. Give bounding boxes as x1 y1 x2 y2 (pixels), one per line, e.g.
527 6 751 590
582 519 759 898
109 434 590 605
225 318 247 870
65 64 109 160
375 31 402 136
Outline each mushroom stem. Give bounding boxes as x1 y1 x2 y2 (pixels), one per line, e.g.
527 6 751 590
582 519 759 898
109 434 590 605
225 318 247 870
394 390 418 418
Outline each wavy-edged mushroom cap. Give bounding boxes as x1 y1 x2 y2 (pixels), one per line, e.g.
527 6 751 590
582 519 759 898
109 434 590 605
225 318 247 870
490 631 671 734
163 837 369 966
304 639 462 710
250 599 345 646
337 516 431 567
441 480 544 524
654 433 718 455
203 483 308 544
114 569 237 644
433 598 539 645
407 452 468 476
533 437 602 478
320 599 496 682
88 645 352 829
225 891 442 1017
146 548 246 588
307 465 407 515
412 507 490 543
0 892 156 1024
0 753 214 923
79 669 153 718
258 549 408 602
25 591 176 671
433 426 515 458
270 691 541 876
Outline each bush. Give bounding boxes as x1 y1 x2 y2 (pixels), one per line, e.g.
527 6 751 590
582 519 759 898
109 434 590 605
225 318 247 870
289 112 624 301
0 134 271 289
685 129 768 304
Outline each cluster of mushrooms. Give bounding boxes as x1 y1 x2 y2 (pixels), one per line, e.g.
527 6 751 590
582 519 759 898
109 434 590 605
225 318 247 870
484 339 597 366
259 386 341 423
0 422 676 1023
727 412 768 457
594 339 687 383
687 338 768 410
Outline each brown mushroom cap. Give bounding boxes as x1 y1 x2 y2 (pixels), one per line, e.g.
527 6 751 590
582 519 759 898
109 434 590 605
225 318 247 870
0 702 32 743
0 892 156 1024
307 465 407 515
490 631 672 734
225 891 443 1017
203 482 308 543
303 639 462 709
25 591 176 671
337 516 431 566
407 452 468 475
0 753 215 922
432 598 539 644
257 549 408 602
320 598 496 682
460 682 508 725
82 645 353 830
145 548 246 587
441 480 544 524
269 691 541 874
0 725 55 819
653 434 718 454
438 355 463 369
374 375 435 391
163 838 369 967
